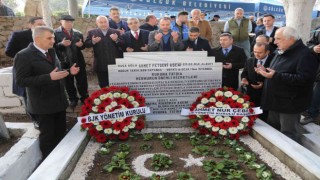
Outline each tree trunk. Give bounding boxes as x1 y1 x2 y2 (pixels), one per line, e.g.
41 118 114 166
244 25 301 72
41 0 52 28
68 0 78 18
281 0 316 43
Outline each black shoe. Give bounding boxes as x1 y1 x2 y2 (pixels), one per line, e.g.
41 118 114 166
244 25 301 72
70 101 78 108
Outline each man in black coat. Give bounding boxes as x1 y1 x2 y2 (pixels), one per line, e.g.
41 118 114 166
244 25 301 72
254 14 278 54
257 27 318 142
5 17 45 128
183 26 212 56
108 7 129 34
121 17 149 52
14 26 79 158
54 15 88 108
211 33 246 90
241 43 274 120
84 15 123 88
140 14 158 32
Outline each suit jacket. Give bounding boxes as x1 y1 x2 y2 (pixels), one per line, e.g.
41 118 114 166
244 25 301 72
240 54 274 105
84 28 122 72
211 45 246 89
54 26 86 68
14 43 68 114
254 26 278 53
121 29 149 52
188 20 212 41
109 19 130 31
5 29 33 96
261 40 318 113
183 37 212 55
140 23 158 31
148 30 184 51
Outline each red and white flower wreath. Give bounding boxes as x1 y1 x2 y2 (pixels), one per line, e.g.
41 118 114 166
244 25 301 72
189 87 258 140
79 86 146 142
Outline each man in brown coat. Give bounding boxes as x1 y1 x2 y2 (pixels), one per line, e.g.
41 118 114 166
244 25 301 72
188 9 212 44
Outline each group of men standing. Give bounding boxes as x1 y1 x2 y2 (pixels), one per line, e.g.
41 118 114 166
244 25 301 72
4 6 320 159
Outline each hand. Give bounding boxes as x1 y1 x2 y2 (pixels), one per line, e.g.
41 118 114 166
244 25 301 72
75 39 83 47
186 46 193 51
61 37 71 47
110 33 118 42
155 33 163 43
255 64 266 72
140 44 148 51
223 63 232 69
241 78 249 86
92 35 101 44
126 47 134 52
313 45 320 53
251 82 263 89
70 63 80 75
50 67 69 80
256 67 276 79
119 28 125 35
171 31 179 43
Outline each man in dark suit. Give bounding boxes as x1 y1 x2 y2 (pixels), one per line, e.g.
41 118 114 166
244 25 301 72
84 15 123 88
121 17 149 52
14 26 79 158
211 33 246 90
148 17 184 52
255 14 278 54
108 6 129 35
5 17 45 129
140 14 158 32
183 26 212 55
54 15 88 108
257 27 318 142
241 43 274 120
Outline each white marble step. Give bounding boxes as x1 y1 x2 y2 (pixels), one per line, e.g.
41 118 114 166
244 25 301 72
301 123 320 156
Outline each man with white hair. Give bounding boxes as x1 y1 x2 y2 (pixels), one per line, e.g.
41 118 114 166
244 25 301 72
256 27 318 142
224 8 252 57
188 9 212 43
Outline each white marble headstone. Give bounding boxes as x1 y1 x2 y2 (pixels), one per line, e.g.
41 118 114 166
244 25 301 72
0 113 10 139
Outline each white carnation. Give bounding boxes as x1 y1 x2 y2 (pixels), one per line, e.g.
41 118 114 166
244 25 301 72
237 98 244 104
93 121 99 125
224 91 233 97
99 94 107 100
121 93 128 98
222 104 230 108
132 116 138 122
209 97 216 102
205 121 212 128
132 101 140 107
106 93 113 98
215 91 223 97
237 123 245 130
224 116 231 122
96 125 103 131
113 130 120 135
122 126 129 132
212 126 219 132
92 106 98 112
231 95 239 100
215 102 223 107
201 98 209 104
219 129 227 135
94 98 101 105
241 117 249 123
196 104 204 109
228 127 238 134
198 120 205 126
110 119 116 124
104 128 112 134
215 116 223 122
127 96 135 102
110 101 118 107
209 114 216 118
113 92 121 98
129 122 136 129
117 118 124 122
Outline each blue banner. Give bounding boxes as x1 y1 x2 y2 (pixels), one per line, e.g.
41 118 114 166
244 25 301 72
258 2 285 15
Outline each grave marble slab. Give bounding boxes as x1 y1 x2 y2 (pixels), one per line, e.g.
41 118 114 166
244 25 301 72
0 113 9 139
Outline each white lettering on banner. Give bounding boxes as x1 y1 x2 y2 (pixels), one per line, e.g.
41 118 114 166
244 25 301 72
181 107 263 116
77 107 151 123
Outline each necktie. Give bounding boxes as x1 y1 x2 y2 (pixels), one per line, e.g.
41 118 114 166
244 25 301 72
224 49 229 56
45 52 52 63
134 31 139 40
63 29 72 39
258 60 263 65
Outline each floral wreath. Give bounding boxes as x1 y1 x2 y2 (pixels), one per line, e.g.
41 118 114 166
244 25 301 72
79 86 146 142
189 87 258 140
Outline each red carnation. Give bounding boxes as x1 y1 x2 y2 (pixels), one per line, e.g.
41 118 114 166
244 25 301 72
119 131 129 140
81 123 93 129
136 96 146 103
203 115 210 122
96 134 107 143
104 98 112 105
211 131 218 137
233 91 241 95
219 122 230 129
228 87 234 91
190 104 197 111
216 96 224 102
89 128 99 137
84 97 94 105
250 102 255 107
240 130 250 135
118 98 130 107
108 86 119 91
80 111 88 116
250 115 258 121
127 104 134 108
209 89 216 94
82 104 92 112
249 108 254 113
113 122 125 131
135 120 145 130
225 98 234 104
233 102 243 108
129 90 140 97
199 128 209 135
230 119 239 127
243 94 250 101
139 103 146 107
208 102 216 107
192 121 199 129
230 134 240 140
121 87 129 93
91 91 101 99
100 87 111 93
210 119 217 126
196 97 202 103
123 117 132 126
201 92 212 99
98 104 106 113
247 120 254 128
108 134 117 140
217 88 224 91
100 120 112 129
81 118 87 124
189 115 197 119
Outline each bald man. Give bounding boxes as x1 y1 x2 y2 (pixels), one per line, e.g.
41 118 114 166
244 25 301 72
84 15 123 88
